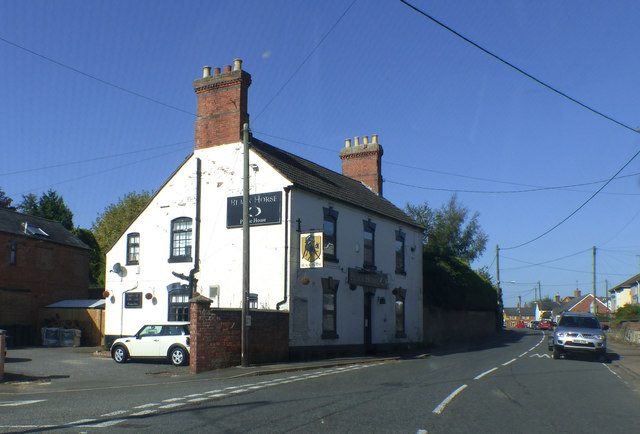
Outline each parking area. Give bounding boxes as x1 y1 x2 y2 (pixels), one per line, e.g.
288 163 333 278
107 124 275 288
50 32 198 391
1 346 191 390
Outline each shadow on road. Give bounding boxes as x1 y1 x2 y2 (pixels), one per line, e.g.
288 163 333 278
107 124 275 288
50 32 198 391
420 328 532 358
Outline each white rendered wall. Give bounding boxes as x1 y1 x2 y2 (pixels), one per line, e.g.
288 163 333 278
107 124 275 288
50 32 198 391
105 143 291 337
288 190 423 348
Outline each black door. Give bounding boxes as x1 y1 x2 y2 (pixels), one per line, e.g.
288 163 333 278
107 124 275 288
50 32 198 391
363 288 373 354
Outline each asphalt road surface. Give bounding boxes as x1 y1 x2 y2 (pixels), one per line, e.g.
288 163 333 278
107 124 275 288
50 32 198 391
2 330 639 433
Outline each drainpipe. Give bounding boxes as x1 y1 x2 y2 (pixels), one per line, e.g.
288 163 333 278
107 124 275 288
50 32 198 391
277 186 292 310
189 158 202 296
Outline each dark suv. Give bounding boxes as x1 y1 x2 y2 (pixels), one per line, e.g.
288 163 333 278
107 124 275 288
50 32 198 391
548 312 607 360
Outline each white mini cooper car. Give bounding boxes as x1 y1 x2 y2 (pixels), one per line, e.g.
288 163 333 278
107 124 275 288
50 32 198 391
110 322 190 366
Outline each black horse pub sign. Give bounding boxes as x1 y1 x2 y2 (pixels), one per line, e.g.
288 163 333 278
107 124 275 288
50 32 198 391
226 191 282 228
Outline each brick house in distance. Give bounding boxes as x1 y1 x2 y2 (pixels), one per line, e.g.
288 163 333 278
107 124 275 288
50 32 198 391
104 59 424 361
0 209 90 345
555 289 610 316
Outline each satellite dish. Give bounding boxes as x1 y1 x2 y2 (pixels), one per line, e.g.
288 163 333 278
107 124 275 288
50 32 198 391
112 263 126 277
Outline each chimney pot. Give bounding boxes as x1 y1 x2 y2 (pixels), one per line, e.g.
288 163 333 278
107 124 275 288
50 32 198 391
345 139 351 148
214 67 221 75
203 66 211 78
354 136 360 146
363 136 369 145
224 64 232 73
233 59 242 71
372 134 378 144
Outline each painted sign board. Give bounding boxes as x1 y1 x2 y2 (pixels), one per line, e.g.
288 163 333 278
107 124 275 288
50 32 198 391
227 191 282 228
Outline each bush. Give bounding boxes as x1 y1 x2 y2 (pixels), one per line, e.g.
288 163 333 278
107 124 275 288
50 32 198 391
615 304 640 320
423 254 497 311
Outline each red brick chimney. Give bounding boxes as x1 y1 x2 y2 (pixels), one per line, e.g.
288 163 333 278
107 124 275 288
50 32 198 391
574 289 581 298
339 135 384 196
193 59 251 150
555 294 561 303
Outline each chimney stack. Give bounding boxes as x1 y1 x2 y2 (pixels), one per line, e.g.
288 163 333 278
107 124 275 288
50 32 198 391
339 134 384 196
555 294 561 303
574 289 581 298
193 59 252 150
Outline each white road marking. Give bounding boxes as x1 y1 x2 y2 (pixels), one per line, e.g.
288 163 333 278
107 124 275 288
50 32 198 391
518 351 528 358
86 419 127 427
133 402 159 409
158 402 186 409
100 410 128 417
604 364 621 379
474 367 497 380
530 353 550 359
502 358 516 366
0 399 46 407
68 419 97 425
130 409 157 416
432 384 468 414
161 397 183 403
5 361 381 432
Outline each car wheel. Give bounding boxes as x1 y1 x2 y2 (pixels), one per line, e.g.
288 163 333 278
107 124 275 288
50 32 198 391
552 348 561 359
169 347 188 366
112 345 129 363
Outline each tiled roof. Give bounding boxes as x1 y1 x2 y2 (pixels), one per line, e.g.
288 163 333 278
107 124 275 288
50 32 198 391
610 273 640 292
0 208 89 250
251 138 423 229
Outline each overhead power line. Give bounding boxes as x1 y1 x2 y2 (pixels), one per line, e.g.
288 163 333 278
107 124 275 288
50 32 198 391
0 36 196 116
252 0 358 122
398 0 640 249
397 0 640 135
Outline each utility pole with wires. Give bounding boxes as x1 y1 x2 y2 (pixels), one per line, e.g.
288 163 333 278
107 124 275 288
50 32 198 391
592 246 597 315
241 123 251 367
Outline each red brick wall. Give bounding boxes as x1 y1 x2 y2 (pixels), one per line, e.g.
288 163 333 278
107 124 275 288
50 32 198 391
339 143 384 195
194 69 251 150
0 233 89 345
190 296 289 374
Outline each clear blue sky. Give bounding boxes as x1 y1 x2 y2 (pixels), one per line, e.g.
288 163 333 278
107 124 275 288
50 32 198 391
2 0 640 308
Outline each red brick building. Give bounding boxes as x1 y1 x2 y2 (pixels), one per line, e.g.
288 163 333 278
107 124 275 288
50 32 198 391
555 289 610 316
0 209 90 345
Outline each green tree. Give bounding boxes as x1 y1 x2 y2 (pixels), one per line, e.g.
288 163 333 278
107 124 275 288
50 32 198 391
73 228 103 287
18 189 74 230
0 187 15 209
406 194 488 263
92 190 152 259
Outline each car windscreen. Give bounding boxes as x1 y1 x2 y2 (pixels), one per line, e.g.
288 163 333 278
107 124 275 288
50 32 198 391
559 316 600 329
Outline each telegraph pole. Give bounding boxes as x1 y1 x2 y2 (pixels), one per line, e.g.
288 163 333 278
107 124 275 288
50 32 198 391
592 246 597 315
537 281 541 304
496 245 503 328
241 123 250 367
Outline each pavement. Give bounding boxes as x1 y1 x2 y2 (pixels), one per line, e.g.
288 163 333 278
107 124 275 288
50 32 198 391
606 338 640 385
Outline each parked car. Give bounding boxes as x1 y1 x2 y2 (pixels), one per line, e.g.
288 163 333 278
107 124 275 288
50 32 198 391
529 321 540 329
110 322 190 366
539 320 554 330
548 312 607 360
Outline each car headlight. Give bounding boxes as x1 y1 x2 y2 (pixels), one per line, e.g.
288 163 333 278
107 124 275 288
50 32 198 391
556 332 567 338
594 334 604 340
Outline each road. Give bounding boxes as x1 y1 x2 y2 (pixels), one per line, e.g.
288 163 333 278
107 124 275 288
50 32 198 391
2 329 639 433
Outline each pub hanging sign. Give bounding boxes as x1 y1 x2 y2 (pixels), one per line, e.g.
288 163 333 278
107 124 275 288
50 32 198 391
300 232 323 269
226 191 282 228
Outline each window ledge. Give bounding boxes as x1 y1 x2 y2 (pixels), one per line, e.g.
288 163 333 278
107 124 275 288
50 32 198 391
321 331 339 340
168 256 192 264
